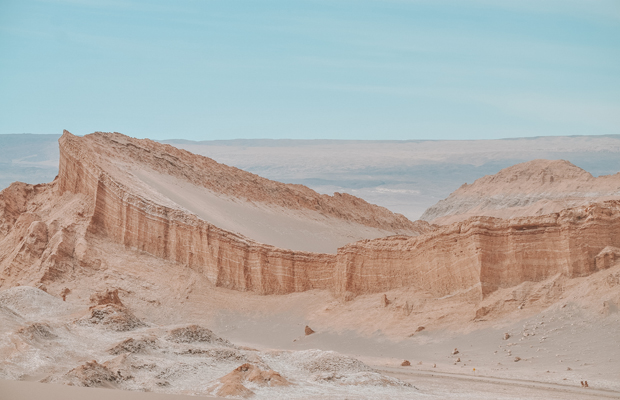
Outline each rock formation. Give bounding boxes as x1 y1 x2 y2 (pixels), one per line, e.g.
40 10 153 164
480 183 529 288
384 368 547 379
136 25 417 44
335 201 620 298
421 159 620 225
207 363 291 398
56 130 429 294
0 131 619 302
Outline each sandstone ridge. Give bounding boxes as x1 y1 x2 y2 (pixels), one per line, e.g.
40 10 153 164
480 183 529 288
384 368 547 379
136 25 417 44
336 200 620 298
1 132 619 301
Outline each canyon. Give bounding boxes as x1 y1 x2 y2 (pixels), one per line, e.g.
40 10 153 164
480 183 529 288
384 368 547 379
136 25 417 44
1 131 619 399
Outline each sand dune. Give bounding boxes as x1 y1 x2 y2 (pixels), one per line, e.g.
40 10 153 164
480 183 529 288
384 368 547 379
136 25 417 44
131 168 402 253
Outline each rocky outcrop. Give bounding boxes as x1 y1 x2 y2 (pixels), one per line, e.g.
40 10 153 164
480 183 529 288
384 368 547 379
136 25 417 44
208 363 291 398
53 131 434 294
596 246 620 270
421 159 620 225
2 131 619 301
58 130 428 234
336 201 620 298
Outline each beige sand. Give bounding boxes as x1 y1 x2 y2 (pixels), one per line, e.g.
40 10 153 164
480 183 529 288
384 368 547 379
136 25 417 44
131 168 397 254
0 379 222 400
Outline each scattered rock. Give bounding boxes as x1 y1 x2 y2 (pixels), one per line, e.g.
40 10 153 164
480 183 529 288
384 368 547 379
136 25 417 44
90 288 124 309
179 348 245 362
514 357 521 362
401 360 410 366
79 304 146 332
606 273 620 288
415 326 425 333
167 324 231 346
343 291 356 302
208 363 290 398
452 348 459 355
475 306 490 319
108 336 157 355
381 294 391 307
17 322 57 341
61 288 71 301
456 358 461 363
503 333 511 340
305 325 315 336
47 360 124 387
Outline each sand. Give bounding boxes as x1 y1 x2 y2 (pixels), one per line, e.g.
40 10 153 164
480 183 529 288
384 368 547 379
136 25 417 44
130 168 396 253
0 379 223 400
2 257 617 399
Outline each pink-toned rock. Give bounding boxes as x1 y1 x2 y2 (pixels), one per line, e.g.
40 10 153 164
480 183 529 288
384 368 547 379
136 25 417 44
1 130 619 306
208 363 290 398
422 159 620 225
90 288 124 308
334 201 620 298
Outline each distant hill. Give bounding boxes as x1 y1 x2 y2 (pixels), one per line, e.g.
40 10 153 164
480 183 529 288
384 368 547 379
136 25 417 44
0 134 60 189
421 159 620 224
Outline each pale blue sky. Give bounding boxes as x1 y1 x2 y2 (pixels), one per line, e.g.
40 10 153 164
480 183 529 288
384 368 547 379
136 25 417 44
1 0 619 140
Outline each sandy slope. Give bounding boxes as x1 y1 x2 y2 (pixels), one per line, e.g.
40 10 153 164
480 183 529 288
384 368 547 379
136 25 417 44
0 380 223 400
131 168 400 253
1 229 617 399
58 131 426 254
1 263 618 399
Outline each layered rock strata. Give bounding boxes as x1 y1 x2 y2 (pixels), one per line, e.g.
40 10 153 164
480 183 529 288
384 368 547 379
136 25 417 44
54 131 430 294
2 131 619 300
335 201 620 298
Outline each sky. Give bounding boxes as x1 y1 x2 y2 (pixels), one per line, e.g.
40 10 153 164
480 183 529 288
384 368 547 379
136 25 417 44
1 0 619 141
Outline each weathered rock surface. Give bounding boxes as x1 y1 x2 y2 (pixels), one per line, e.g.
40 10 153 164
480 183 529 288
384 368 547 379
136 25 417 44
421 159 620 225
1 131 619 302
53 130 431 294
207 363 291 398
335 201 620 298
78 303 146 332
166 324 232 346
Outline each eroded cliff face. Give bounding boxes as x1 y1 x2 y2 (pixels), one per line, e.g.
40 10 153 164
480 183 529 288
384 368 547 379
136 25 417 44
57 131 339 294
1 131 619 301
336 201 620 298
0 180 93 290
